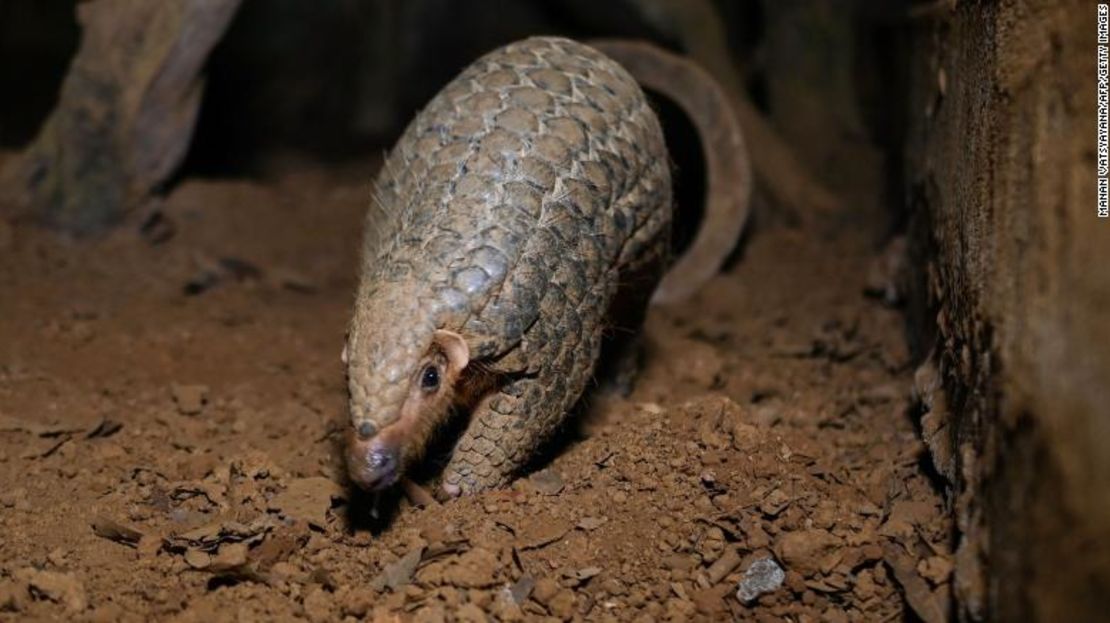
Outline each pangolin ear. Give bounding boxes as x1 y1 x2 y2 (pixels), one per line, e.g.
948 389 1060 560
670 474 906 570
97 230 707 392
433 329 470 372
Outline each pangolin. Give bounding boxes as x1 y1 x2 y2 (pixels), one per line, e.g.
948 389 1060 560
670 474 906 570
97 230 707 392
344 37 750 496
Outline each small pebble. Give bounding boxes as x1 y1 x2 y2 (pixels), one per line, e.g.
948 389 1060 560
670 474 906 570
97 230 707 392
736 557 785 604
171 384 209 416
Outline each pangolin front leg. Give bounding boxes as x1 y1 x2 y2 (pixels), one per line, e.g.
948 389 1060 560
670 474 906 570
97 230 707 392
442 276 612 495
441 376 551 494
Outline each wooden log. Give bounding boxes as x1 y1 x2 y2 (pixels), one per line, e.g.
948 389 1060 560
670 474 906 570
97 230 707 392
620 0 842 224
905 0 1110 620
1 0 241 234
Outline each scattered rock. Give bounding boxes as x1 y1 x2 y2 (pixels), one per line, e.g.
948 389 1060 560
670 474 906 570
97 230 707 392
310 567 338 591
338 587 375 618
212 542 249 569
531 577 560 606
823 606 850 623
184 549 211 569
518 520 570 550
250 531 300 570
707 547 743 584
736 557 786 604
171 384 209 415
528 468 565 495
47 548 67 567
268 477 344 528
663 554 694 573
0 579 27 612
490 597 525 622
270 562 301 581
137 534 164 558
0 487 24 509
302 585 333 623
730 422 763 452
455 602 489 623
547 589 576 619
776 529 842 577
692 584 731 615
413 604 448 623
665 597 696 620
759 488 791 516
14 568 87 613
441 548 500 588
884 543 947 623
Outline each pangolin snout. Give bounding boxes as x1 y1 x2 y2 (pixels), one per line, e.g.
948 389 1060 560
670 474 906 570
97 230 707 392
346 429 400 491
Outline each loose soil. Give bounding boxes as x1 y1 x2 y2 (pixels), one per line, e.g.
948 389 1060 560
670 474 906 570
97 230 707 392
0 161 952 621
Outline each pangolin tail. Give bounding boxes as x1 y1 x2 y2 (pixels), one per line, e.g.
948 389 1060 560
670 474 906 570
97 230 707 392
588 39 752 305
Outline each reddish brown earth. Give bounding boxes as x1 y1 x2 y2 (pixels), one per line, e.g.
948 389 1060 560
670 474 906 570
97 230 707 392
0 162 951 621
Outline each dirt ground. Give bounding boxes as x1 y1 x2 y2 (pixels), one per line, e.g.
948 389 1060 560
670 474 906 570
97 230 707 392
0 159 952 622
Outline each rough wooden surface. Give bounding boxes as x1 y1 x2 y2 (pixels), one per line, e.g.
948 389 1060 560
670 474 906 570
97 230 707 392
1 0 240 233
622 0 842 224
905 0 1109 619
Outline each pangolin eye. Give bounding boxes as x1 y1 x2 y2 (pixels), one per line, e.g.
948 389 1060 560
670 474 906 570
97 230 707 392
420 365 440 391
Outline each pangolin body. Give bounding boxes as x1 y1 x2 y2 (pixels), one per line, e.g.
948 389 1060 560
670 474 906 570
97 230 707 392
345 36 748 495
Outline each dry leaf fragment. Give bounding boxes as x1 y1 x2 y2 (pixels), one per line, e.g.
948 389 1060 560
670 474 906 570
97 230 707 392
372 546 425 592
518 521 570 550
268 477 344 528
90 516 144 548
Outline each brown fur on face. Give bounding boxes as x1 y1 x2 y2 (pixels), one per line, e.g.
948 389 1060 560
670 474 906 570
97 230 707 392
347 330 490 491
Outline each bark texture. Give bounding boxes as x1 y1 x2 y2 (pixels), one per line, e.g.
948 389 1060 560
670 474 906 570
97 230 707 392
1 0 240 234
905 1 1110 620
621 0 842 223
